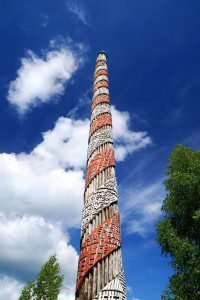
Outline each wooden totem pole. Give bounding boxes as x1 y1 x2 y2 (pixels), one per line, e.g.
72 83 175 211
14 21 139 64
75 52 126 300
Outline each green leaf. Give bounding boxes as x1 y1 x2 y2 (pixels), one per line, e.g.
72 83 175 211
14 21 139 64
156 145 200 299
19 255 64 300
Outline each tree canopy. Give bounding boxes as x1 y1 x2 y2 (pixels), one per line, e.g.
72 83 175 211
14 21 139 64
19 254 64 300
156 144 200 299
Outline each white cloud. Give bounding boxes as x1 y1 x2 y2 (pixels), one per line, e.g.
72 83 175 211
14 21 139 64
121 181 164 236
66 1 88 25
0 275 75 300
34 117 89 169
111 106 152 161
0 152 84 228
0 106 151 296
7 47 79 113
0 214 78 287
0 107 151 227
0 117 89 228
0 276 23 300
58 286 75 300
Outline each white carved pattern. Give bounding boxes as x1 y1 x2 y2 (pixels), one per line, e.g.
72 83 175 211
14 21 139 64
97 53 107 62
94 75 108 86
95 65 107 73
87 127 113 159
82 178 118 233
93 87 109 100
94 269 126 300
91 103 111 122
118 269 126 299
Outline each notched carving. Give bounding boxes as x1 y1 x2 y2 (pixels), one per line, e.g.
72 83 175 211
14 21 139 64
76 213 121 293
82 178 118 233
85 147 115 189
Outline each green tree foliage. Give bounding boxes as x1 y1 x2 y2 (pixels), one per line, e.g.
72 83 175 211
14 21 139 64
19 281 34 300
156 145 200 299
19 255 64 300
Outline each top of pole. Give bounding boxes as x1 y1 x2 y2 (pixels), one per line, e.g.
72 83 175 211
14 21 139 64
98 50 107 58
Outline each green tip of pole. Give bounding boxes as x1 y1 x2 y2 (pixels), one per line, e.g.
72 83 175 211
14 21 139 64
98 50 107 58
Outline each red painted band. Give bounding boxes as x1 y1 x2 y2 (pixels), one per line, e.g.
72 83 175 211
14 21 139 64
76 213 121 292
85 147 115 189
92 95 110 111
93 80 109 92
94 69 108 80
89 114 112 137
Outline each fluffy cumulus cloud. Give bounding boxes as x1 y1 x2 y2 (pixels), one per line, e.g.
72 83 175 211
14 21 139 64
7 47 80 113
58 287 75 300
0 274 75 300
0 116 87 298
0 106 151 298
0 214 78 285
121 181 164 236
0 108 151 227
34 117 89 169
0 152 85 228
0 116 90 228
0 214 78 299
0 276 23 300
111 106 152 161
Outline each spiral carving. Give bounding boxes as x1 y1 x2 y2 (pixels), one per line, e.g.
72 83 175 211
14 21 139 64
85 147 115 190
82 178 118 233
76 213 121 293
75 52 126 300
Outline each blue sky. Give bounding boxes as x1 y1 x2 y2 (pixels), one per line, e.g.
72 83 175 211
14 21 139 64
0 1 200 299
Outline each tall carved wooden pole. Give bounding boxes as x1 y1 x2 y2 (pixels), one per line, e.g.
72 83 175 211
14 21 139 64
75 52 126 300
